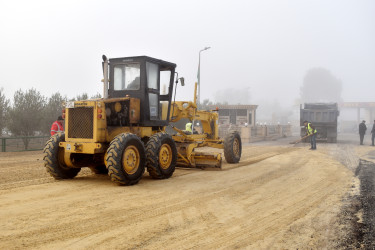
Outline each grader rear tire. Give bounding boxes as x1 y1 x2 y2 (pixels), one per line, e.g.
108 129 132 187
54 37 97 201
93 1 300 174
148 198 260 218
224 131 242 163
105 133 146 186
43 133 81 179
146 132 177 179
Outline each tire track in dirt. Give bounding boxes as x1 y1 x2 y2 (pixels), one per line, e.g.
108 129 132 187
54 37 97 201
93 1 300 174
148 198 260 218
0 146 352 249
130 151 350 249
0 146 296 191
198 175 345 249
0 149 305 249
62 152 309 249
143 153 345 249
222 146 299 170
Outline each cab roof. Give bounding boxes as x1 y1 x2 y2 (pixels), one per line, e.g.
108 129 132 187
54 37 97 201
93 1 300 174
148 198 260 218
108 56 176 69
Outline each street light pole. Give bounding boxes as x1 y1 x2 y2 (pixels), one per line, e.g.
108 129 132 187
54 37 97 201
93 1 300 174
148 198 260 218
197 46 211 105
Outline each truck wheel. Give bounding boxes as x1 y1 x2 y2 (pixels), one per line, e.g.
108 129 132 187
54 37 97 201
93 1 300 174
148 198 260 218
146 132 177 179
43 133 81 179
105 133 145 185
224 131 242 163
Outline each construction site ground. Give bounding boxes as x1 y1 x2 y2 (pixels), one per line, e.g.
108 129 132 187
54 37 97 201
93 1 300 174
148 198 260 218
1 133 375 249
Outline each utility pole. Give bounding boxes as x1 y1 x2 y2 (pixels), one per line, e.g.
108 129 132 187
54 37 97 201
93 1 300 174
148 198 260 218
197 46 211 105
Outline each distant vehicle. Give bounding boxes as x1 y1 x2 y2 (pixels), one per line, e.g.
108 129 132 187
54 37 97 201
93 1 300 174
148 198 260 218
300 103 340 143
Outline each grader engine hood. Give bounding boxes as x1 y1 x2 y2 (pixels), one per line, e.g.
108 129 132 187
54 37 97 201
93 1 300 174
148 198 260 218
65 101 99 140
103 98 140 126
64 98 141 144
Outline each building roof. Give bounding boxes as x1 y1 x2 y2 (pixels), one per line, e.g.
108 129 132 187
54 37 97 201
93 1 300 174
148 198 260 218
339 102 375 108
207 104 258 110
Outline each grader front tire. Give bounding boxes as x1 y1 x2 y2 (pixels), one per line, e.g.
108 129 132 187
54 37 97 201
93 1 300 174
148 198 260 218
105 133 146 186
146 132 177 179
43 133 81 179
224 131 242 163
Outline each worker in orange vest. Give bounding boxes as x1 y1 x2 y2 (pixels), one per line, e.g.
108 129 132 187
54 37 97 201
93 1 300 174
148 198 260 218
50 116 64 136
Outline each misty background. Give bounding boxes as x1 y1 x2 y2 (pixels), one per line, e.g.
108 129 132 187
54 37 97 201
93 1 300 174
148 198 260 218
0 0 374 122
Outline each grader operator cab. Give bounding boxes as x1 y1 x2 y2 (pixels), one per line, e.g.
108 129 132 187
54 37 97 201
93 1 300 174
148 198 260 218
43 55 242 186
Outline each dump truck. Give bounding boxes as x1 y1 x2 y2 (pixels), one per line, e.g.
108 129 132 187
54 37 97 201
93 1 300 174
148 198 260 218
300 103 339 143
43 55 241 186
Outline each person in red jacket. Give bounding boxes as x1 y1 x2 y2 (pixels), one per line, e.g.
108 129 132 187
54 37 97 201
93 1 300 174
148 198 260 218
50 116 64 136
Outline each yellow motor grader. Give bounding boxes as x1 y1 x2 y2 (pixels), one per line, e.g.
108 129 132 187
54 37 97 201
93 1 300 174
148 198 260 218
43 55 241 186
169 82 241 168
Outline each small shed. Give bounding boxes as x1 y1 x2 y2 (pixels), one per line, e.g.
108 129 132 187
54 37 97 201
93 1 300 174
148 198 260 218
208 104 258 127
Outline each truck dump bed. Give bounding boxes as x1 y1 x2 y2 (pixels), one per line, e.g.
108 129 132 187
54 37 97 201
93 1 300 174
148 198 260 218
300 103 339 143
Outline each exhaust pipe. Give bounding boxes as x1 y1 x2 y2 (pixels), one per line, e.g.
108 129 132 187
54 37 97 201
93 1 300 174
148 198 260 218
102 55 109 99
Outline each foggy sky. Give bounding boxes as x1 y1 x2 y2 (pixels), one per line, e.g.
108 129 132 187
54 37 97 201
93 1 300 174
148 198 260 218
0 0 374 108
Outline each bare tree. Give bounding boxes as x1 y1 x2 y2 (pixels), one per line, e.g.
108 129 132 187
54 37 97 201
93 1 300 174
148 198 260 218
41 92 66 135
256 99 293 124
91 92 102 99
198 98 213 110
300 68 342 103
7 89 46 149
70 93 89 101
0 88 9 135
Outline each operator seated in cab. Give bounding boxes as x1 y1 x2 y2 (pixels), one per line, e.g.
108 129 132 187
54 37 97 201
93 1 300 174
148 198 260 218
184 122 193 135
184 122 200 135
126 76 140 90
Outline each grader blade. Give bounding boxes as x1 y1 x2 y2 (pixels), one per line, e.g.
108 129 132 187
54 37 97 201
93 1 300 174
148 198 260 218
193 152 222 169
176 151 222 169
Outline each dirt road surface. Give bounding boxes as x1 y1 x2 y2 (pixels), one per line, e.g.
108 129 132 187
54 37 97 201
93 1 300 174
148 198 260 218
0 134 374 249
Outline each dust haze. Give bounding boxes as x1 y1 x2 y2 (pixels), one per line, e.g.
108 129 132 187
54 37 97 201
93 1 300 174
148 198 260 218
0 0 374 119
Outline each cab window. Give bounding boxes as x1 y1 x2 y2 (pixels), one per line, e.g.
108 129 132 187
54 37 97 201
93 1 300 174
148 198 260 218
146 62 158 89
160 70 171 94
114 63 140 90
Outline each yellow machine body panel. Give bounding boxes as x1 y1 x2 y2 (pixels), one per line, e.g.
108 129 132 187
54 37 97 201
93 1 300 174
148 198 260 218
167 83 225 168
170 101 220 140
57 78 236 170
61 98 155 155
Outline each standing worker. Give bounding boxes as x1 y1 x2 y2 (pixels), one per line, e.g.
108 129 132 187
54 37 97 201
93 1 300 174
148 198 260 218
359 120 367 145
303 120 317 150
185 122 192 134
371 120 375 146
50 116 64 136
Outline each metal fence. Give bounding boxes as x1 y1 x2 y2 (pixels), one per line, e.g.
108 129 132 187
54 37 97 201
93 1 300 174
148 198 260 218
251 126 264 137
218 124 242 138
0 136 50 152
